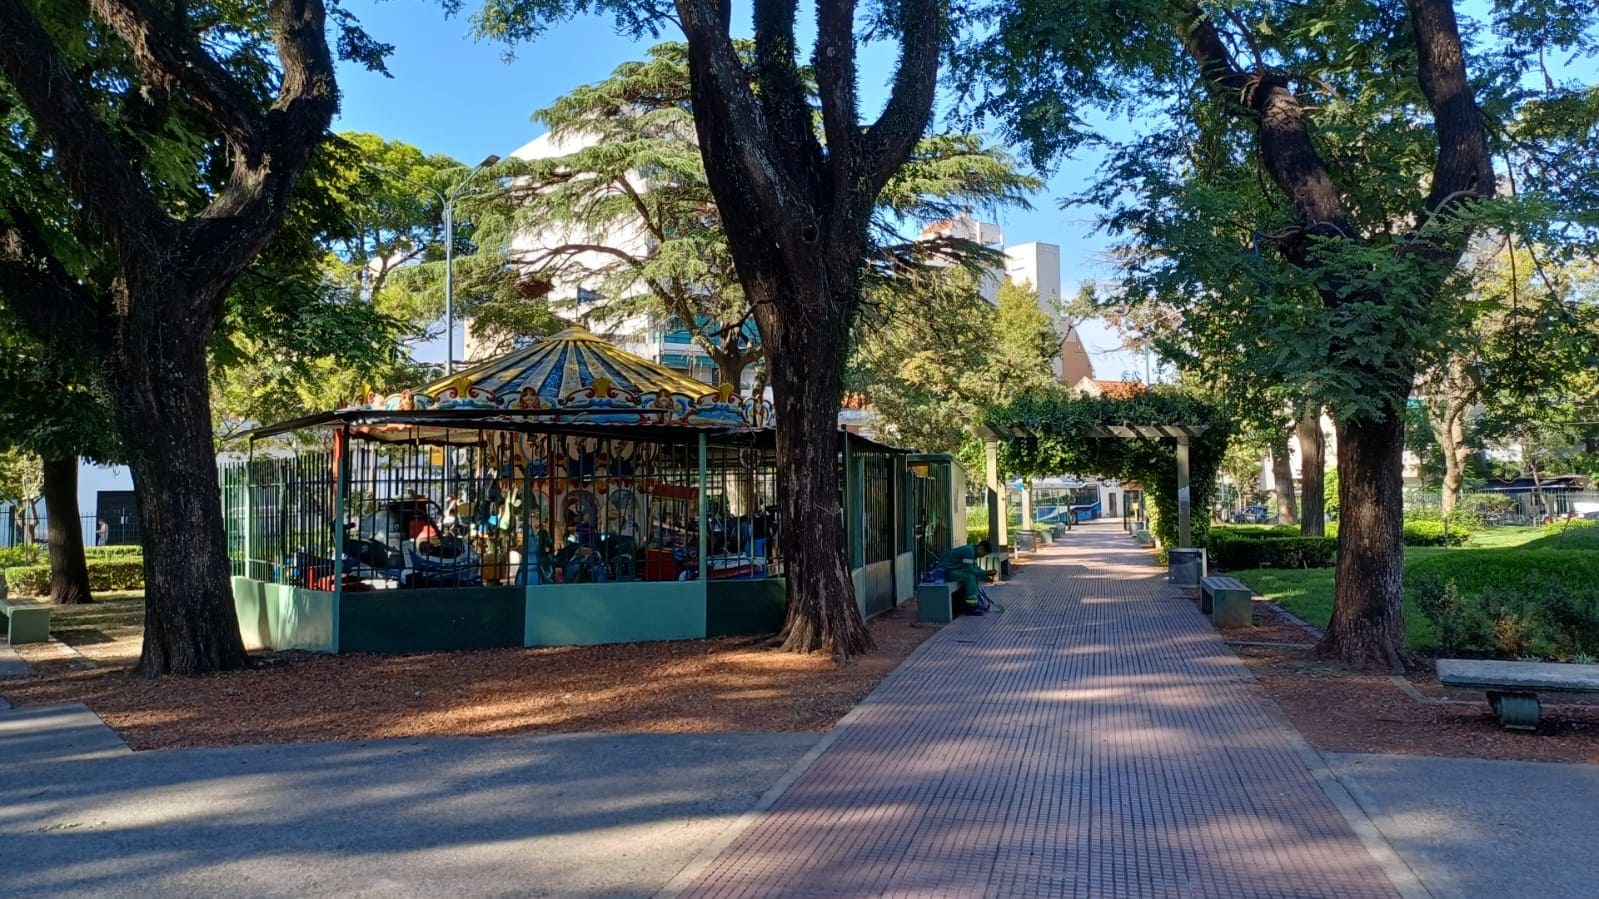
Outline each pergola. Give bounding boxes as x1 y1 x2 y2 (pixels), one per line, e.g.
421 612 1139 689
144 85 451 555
975 422 1210 549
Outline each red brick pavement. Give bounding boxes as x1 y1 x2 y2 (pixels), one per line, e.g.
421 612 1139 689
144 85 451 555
680 522 1399 898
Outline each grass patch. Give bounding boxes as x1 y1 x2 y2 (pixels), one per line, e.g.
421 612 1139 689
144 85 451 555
1239 566 1440 649
1236 529 1599 655
48 591 145 648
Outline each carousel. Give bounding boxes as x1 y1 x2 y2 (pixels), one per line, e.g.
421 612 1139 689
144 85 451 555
223 328 935 654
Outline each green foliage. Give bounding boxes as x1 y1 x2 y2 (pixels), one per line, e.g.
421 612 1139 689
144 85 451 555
0 544 43 568
1528 519 1599 550
1411 575 1469 653
453 42 1037 385
1207 534 1338 571
1399 520 1472 547
854 276 1059 456
992 388 1227 549
4 557 145 596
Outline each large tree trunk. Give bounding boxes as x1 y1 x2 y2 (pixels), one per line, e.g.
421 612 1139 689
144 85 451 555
1296 410 1326 536
41 457 92 605
111 331 248 676
1270 433 1297 526
1320 410 1409 672
763 287 873 659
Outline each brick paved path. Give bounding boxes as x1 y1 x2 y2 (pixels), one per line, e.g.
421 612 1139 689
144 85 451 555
682 522 1398 898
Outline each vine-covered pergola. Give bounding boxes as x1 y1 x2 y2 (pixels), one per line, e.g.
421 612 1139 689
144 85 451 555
983 390 1229 550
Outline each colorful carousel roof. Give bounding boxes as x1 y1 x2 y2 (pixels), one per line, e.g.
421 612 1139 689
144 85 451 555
348 327 771 430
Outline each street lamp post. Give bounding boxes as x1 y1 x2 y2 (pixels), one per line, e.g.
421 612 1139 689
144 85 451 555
442 154 500 375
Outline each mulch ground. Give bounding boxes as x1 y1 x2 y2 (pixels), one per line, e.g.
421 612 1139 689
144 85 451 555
0 603 935 751
1221 600 1599 764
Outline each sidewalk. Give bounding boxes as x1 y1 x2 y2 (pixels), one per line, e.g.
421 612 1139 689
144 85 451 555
679 522 1400 897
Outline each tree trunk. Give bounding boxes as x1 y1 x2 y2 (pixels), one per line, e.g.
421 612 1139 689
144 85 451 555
1434 405 1468 517
1320 410 1409 672
109 331 248 676
41 457 92 605
1296 411 1326 536
764 293 874 659
1270 434 1297 526
716 354 748 394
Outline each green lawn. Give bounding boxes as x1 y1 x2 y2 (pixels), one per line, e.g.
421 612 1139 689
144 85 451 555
1233 526 1547 651
47 591 145 648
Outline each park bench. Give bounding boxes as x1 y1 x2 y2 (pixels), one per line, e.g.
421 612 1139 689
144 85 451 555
977 553 1010 581
1200 575 1253 627
0 596 51 644
1436 658 1599 731
916 580 965 625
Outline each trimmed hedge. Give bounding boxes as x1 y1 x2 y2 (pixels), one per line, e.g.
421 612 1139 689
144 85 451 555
1208 534 1338 570
3 557 144 596
85 545 145 559
1408 548 1599 659
0 545 44 568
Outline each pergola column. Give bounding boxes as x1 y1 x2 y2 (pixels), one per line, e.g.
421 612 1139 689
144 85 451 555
983 434 1007 549
1176 435 1192 548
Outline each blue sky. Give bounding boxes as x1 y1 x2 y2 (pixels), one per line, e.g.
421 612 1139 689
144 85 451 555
331 0 1145 379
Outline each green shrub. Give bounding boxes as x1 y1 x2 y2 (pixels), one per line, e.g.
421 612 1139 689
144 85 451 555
84 545 144 559
1456 493 1517 524
0 544 44 568
1405 552 1599 659
1208 534 1338 570
2 558 145 596
1412 574 1470 652
1209 525 1301 540
1528 519 1599 550
1401 520 1470 546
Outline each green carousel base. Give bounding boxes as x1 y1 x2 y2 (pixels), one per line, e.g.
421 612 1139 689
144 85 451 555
232 576 788 654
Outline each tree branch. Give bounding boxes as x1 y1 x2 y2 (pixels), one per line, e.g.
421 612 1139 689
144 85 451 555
1170 0 1351 256
0 0 168 255
89 0 264 161
861 0 940 194
0 210 105 353
815 0 862 199
675 0 797 234
183 0 337 311
1406 0 1493 238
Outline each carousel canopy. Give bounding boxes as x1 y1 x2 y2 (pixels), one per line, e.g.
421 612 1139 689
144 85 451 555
249 327 771 442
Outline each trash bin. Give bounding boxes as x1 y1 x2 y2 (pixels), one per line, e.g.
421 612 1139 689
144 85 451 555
1168 547 1205 586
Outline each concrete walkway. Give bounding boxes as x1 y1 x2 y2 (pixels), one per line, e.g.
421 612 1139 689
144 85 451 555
679 522 1400 898
0 705 816 898
1327 752 1599 899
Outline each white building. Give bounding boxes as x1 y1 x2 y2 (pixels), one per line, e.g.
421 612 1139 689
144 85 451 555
2 462 138 548
489 130 742 388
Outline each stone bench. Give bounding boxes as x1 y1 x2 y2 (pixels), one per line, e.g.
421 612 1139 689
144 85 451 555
977 553 1010 581
1200 575 1252 627
0 597 51 644
1436 658 1599 731
916 581 966 625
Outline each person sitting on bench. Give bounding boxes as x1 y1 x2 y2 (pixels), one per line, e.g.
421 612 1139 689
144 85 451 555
941 540 994 615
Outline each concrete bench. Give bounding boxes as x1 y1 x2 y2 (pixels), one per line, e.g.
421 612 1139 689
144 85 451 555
976 554 1010 581
1200 575 1253 627
0 597 51 644
916 581 966 625
1436 659 1599 731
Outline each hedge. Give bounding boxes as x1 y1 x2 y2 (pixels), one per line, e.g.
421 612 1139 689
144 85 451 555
1319 520 1470 547
1208 534 1338 570
1408 548 1599 659
3 558 145 596
85 545 145 559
